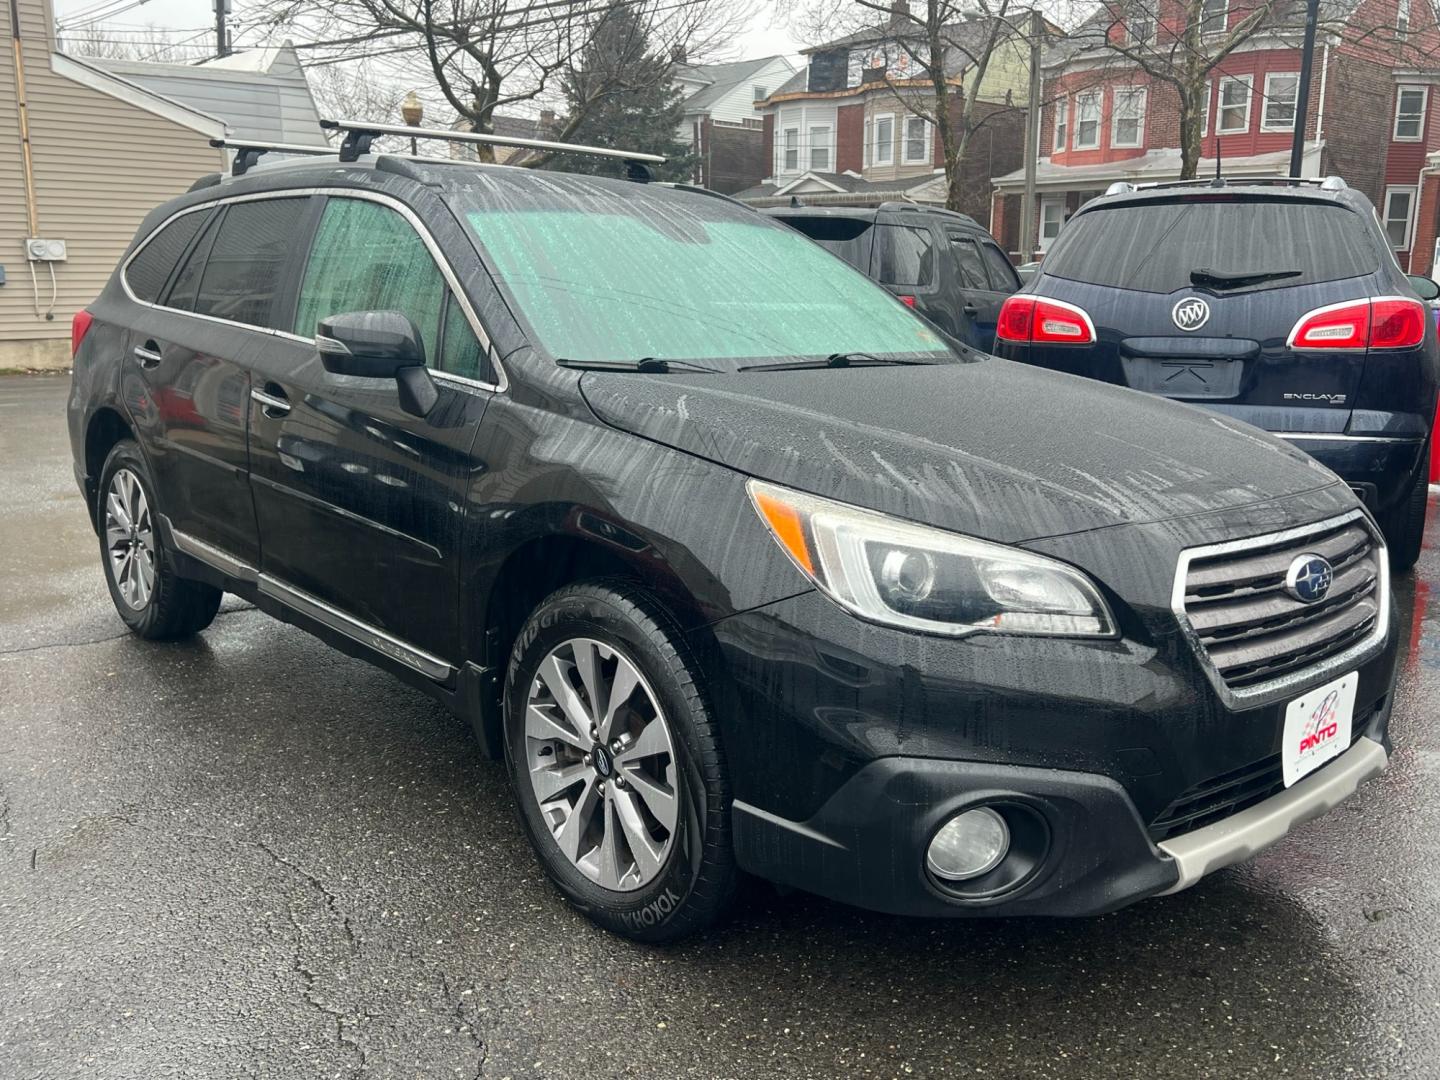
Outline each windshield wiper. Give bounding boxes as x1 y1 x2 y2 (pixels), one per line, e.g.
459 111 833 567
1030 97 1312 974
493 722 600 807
1190 267 1302 290
555 357 717 374
737 353 937 372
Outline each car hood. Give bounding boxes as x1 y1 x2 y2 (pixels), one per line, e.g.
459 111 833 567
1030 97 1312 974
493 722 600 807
579 358 1343 544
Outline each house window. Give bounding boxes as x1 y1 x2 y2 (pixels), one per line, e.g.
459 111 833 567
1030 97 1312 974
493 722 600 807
874 113 894 164
1054 98 1069 151
1217 75 1252 133
1039 197 1066 250
753 84 767 101
1262 72 1300 131
1074 92 1101 148
1383 187 1416 250
903 116 930 163
809 125 832 171
1126 1 1155 44
1201 0 1228 35
1394 86 1427 140
783 128 799 171
1111 87 1147 147
1398 0 1410 39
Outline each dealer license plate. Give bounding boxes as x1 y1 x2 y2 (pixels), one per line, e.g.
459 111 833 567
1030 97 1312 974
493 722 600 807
1281 672 1356 788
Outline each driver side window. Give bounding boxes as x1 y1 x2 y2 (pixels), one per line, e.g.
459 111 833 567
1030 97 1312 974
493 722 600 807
295 198 486 379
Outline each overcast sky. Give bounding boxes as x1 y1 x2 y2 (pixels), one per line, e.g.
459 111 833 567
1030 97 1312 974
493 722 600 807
52 0 805 63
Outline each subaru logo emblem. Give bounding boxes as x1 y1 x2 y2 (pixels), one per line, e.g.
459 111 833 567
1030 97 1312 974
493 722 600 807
1285 554 1334 604
1172 297 1211 332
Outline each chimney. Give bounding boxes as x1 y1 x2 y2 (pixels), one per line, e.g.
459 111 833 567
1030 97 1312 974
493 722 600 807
888 0 910 28
671 44 688 64
539 109 556 131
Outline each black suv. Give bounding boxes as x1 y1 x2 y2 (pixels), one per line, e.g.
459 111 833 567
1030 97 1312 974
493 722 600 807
764 203 1019 347
993 179 1438 571
68 138 1398 941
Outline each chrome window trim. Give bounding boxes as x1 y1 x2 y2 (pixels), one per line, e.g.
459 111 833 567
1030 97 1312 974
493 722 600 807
119 186 508 394
1276 432 1424 444
1169 508 1390 711
167 520 454 681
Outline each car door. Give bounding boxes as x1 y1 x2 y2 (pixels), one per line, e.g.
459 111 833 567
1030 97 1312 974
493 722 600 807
120 203 265 568
948 231 1014 348
245 192 495 669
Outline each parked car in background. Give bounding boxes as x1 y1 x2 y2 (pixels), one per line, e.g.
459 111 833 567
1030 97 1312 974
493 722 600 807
765 203 1019 348
993 178 1439 571
68 139 1398 943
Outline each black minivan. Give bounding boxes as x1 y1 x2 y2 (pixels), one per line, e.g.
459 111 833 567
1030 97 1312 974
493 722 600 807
765 203 1019 347
993 179 1437 571
68 133 1398 941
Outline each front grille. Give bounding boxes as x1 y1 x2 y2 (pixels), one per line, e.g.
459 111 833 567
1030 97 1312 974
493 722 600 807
1147 700 1380 843
1177 515 1383 693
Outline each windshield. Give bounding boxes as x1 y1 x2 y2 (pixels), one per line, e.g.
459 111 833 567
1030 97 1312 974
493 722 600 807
457 199 949 366
1043 198 1380 295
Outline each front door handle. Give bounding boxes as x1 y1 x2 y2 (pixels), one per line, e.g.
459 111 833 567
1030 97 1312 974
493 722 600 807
251 384 291 416
133 342 163 368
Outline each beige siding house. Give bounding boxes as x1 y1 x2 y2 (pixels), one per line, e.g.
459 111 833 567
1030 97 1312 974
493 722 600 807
2 0 226 369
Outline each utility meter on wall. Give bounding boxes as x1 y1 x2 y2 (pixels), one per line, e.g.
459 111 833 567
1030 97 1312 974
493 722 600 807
26 239 67 262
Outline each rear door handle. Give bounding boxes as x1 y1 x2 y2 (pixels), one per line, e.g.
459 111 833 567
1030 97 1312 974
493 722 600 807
251 384 291 416
133 342 163 368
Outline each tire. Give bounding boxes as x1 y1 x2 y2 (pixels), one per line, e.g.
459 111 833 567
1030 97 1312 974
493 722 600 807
502 580 736 943
1379 448 1430 574
97 440 222 640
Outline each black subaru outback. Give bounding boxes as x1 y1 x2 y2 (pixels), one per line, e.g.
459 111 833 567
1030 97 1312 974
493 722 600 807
67 127 1399 941
992 179 1437 571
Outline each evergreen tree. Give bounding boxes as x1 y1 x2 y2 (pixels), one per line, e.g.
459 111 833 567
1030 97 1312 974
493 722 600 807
558 5 693 182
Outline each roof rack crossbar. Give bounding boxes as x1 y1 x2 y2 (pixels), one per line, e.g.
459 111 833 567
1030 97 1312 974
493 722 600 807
319 118 666 168
210 138 337 176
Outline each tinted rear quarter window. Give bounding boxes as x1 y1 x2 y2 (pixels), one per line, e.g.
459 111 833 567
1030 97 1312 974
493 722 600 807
193 198 310 328
1042 198 1380 293
126 211 208 303
874 224 936 288
777 216 874 272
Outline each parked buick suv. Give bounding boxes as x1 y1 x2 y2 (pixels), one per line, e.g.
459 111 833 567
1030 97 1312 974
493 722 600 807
68 140 1399 941
993 179 1438 571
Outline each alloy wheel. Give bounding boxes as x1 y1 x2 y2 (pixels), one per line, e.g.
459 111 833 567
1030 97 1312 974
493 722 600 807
104 468 156 610
524 637 679 892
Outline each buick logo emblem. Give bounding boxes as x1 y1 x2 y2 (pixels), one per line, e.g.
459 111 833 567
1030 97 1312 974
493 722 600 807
1285 555 1334 604
1172 297 1211 332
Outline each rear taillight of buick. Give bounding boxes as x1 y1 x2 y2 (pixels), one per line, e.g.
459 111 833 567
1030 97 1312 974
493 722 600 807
1287 297 1427 351
996 296 1096 345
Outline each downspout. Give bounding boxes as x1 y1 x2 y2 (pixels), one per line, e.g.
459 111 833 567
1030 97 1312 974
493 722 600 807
8 0 39 238
1314 42 1329 153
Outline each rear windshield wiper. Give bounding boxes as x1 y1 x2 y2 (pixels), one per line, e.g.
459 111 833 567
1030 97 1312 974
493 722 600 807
555 357 717 374
1191 267 1302 290
737 353 937 372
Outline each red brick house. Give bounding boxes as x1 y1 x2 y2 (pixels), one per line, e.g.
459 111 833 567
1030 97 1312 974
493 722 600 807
990 0 1440 263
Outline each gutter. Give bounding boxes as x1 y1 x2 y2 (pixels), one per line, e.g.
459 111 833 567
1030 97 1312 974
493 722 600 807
8 0 38 236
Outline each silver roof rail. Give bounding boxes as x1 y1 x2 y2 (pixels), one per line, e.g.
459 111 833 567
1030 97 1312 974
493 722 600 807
210 138 337 177
319 118 666 180
1107 176 1349 194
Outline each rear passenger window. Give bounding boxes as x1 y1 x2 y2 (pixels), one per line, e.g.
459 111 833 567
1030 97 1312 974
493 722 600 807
193 198 309 328
875 225 935 289
126 211 208 303
980 243 1020 292
294 198 448 365
165 212 221 312
949 236 989 291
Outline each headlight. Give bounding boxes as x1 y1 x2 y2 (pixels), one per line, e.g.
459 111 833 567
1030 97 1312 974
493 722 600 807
748 480 1117 638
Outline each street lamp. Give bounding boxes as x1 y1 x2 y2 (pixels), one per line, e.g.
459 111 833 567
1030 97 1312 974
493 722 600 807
401 90 423 155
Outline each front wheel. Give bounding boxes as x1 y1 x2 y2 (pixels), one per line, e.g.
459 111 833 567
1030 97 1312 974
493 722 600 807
503 581 736 942
97 440 222 639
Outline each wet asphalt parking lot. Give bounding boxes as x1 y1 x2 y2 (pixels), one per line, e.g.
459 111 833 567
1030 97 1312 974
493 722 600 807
1 373 1439 1079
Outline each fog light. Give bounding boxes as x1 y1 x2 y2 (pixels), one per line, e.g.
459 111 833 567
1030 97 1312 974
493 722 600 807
926 807 1010 882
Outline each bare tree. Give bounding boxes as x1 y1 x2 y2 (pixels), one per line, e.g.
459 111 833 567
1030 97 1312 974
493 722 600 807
790 0 1043 212
256 0 748 161
55 23 214 63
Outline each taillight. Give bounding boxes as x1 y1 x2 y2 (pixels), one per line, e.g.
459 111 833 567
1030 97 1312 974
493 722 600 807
71 310 95 356
1288 296 1426 351
995 296 1095 345
897 294 917 307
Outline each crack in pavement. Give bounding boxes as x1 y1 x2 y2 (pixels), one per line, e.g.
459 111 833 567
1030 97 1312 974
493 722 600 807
438 970 488 1080
0 605 257 658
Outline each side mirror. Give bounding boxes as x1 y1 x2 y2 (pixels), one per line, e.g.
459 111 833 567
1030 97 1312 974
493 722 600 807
1406 274 1440 302
316 310 438 417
